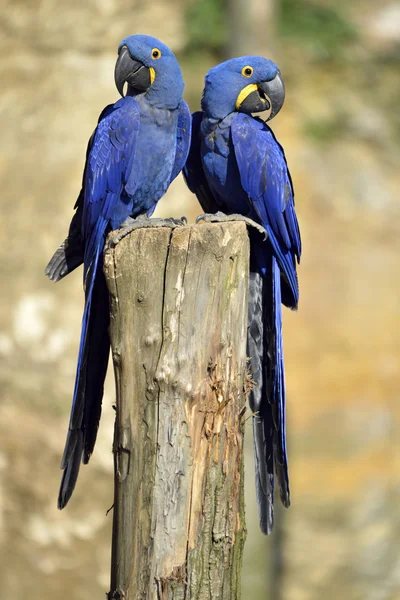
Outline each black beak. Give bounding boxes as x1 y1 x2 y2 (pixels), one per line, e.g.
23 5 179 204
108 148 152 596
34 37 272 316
239 91 270 115
114 46 151 97
258 72 285 121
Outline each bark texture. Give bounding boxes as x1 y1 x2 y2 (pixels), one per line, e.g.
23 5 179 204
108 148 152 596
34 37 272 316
103 222 250 600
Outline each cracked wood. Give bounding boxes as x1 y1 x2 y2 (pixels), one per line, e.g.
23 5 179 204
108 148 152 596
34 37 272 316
104 222 250 600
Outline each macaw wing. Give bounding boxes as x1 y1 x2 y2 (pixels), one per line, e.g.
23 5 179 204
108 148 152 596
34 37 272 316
169 100 192 184
44 106 115 283
231 113 301 307
82 96 140 277
58 97 141 508
183 111 219 213
74 95 141 401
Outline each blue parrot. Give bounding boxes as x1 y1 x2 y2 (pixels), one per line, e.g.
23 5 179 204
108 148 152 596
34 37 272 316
45 34 191 509
183 57 301 534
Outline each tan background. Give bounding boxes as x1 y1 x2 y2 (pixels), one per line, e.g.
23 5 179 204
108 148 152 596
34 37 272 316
1 0 400 598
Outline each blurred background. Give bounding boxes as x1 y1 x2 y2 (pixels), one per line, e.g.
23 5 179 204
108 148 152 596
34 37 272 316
1 0 400 598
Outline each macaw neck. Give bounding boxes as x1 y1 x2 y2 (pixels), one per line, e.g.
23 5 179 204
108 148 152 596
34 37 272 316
201 79 237 120
134 94 179 127
200 115 220 136
145 87 178 110
145 68 184 110
200 113 236 161
201 112 236 136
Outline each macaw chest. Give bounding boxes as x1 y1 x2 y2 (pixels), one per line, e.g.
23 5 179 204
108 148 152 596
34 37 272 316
126 107 178 209
201 121 250 214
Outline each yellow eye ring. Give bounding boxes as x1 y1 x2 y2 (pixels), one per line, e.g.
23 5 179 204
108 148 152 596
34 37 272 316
241 66 253 78
151 48 162 60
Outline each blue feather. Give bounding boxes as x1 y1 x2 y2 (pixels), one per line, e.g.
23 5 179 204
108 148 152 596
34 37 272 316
183 57 301 533
231 114 299 306
170 100 192 183
46 36 190 508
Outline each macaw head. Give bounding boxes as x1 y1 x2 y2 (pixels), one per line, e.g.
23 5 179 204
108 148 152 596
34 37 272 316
201 56 285 121
115 34 184 109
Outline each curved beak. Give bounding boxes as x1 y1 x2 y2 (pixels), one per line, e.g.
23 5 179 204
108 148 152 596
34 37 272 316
236 84 270 114
114 46 152 97
258 72 285 121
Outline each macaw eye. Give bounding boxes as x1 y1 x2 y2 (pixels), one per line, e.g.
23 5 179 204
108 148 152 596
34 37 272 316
241 66 254 78
152 48 162 60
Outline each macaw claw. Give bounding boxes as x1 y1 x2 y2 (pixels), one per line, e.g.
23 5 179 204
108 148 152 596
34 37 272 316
196 212 268 240
108 215 188 248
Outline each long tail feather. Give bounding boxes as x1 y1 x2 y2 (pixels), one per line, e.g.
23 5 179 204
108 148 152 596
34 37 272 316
247 244 290 534
82 269 110 463
247 259 275 534
270 256 290 507
58 243 110 509
58 430 84 509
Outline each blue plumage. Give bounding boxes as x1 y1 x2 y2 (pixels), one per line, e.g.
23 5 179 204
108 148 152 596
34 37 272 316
46 35 190 508
184 56 301 534
231 114 300 305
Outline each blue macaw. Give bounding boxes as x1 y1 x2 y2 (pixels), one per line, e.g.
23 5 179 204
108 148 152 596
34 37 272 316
184 57 301 534
45 34 191 509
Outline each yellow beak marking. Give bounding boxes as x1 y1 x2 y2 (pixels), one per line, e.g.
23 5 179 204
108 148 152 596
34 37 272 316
150 67 155 85
235 84 258 110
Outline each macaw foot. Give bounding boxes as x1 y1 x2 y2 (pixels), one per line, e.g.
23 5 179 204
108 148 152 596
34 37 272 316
109 215 187 247
196 212 267 240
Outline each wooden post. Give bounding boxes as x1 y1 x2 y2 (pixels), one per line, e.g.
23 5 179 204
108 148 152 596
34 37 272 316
104 222 249 600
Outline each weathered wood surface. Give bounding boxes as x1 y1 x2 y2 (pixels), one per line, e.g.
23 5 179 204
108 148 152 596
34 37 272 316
104 222 250 600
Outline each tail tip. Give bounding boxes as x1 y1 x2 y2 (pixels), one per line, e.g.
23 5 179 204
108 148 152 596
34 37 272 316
260 515 274 535
57 491 68 510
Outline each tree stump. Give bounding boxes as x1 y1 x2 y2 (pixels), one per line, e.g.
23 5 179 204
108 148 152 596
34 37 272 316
104 222 250 600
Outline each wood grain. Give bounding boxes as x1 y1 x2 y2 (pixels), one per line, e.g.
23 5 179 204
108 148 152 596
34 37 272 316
104 222 250 600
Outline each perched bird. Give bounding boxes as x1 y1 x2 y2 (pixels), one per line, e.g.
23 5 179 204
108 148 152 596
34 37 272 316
45 34 191 509
184 57 301 534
